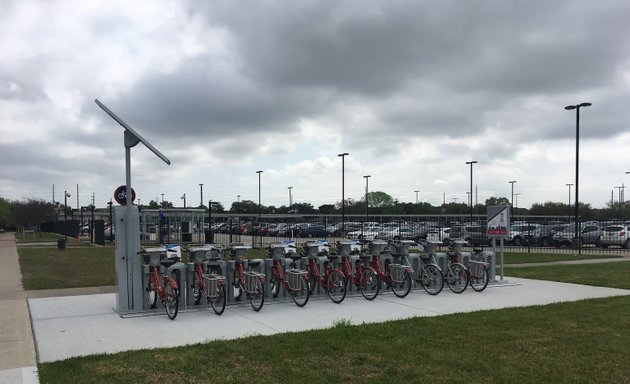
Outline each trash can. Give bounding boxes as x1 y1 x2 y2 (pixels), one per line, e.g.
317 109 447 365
57 239 66 250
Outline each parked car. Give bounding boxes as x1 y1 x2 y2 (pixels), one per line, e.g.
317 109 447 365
425 227 452 244
299 226 329 238
507 224 540 246
553 222 602 247
375 227 418 241
599 224 630 249
524 224 568 247
450 224 490 246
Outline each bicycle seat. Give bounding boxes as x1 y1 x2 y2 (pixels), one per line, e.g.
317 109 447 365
160 259 177 268
289 255 303 261
327 255 339 261
248 260 261 267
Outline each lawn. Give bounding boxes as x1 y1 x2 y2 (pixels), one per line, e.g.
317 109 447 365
38 295 630 384
18 246 115 290
36 260 630 383
500 251 624 264
505 260 630 290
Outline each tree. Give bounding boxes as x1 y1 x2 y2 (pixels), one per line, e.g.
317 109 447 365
230 200 260 214
318 204 337 214
365 191 395 208
291 203 317 214
10 199 57 227
485 197 510 206
0 197 11 228
147 200 160 209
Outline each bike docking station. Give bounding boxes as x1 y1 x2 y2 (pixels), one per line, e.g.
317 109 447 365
301 240 332 295
95 99 174 317
336 240 361 293
266 241 297 299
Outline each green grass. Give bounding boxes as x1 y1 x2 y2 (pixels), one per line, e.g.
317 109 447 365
15 231 65 243
18 246 115 290
38 295 630 384
505 261 630 289
36 260 630 383
501 251 624 264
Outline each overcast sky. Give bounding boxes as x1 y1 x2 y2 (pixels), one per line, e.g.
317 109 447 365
1 0 630 211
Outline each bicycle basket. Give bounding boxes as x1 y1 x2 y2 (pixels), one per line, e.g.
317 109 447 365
244 271 264 292
286 269 308 291
203 274 224 299
389 264 407 283
468 260 488 276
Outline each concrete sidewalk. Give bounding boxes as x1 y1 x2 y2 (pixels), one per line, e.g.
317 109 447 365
29 277 630 363
0 233 38 384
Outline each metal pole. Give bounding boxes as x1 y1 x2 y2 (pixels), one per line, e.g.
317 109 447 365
509 180 516 209
257 170 263 247
414 190 419 204
565 102 591 254
338 153 348 235
466 161 477 224
199 183 203 208
364 175 371 226
288 186 293 207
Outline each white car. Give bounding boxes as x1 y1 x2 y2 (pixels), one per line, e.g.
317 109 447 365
425 227 451 244
346 229 380 240
600 225 630 249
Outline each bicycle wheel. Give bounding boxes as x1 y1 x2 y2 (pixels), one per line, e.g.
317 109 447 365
249 278 265 312
420 264 444 295
291 274 310 307
146 275 158 309
390 269 412 298
360 267 380 301
164 282 179 320
445 263 469 294
210 282 226 315
326 269 347 304
307 266 318 295
192 271 202 305
469 265 490 292
270 269 282 298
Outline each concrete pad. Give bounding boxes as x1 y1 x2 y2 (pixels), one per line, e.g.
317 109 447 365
29 277 630 363
0 366 39 384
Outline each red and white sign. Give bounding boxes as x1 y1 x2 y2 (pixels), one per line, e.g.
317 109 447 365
114 185 136 206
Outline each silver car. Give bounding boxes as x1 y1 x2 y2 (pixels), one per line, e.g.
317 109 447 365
600 225 630 249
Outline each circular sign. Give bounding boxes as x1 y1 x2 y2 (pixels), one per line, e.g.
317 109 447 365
114 185 136 206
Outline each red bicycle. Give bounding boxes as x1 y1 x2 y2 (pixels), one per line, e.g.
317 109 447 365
141 247 179 320
366 240 413 298
302 241 347 303
337 241 380 300
187 244 226 315
268 243 310 307
229 244 265 311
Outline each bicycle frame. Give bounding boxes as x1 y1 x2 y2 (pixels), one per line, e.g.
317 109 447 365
308 258 345 288
150 265 177 300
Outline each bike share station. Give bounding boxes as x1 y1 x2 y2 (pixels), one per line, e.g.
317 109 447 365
98 97 501 318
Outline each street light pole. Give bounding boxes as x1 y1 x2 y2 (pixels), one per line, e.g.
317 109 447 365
565 102 591 251
181 193 186 208
338 153 349 235
414 190 419 204
288 186 293 208
256 170 263 247
466 161 477 224
508 180 517 210
364 175 371 226
565 183 573 223
64 191 71 241
199 183 203 208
